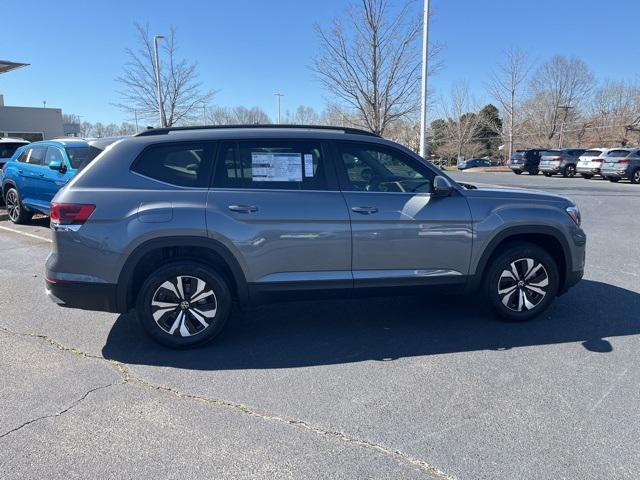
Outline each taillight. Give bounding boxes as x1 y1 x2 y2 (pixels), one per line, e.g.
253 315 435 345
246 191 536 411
50 203 96 225
593 158 603 163
618 160 631 165
554 156 564 161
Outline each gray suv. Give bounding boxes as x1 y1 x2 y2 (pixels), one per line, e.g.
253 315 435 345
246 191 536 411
600 148 640 183
539 148 586 177
45 126 586 348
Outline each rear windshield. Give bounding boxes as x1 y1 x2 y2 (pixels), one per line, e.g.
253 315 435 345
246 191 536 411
65 146 102 169
0 142 27 159
582 150 602 157
607 150 630 158
543 150 561 156
511 152 525 159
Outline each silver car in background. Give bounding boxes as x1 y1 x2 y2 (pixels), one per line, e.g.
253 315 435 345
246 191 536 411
539 148 585 177
600 148 640 183
576 148 611 179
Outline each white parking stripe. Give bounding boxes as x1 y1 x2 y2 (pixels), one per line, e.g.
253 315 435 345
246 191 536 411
0 225 52 243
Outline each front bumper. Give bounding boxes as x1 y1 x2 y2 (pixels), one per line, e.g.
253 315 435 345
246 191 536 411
45 279 119 313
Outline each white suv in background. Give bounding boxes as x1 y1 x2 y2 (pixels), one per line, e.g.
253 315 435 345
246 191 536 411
576 148 611 179
0 137 29 169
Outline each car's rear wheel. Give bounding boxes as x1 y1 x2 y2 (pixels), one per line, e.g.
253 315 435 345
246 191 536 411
485 243 559 321
581 174 593 179
514 170 522 175
563 165 576 178
529 169 539 175
609 177 620 183
543 172 552 177
5 188 33 224
630 169 640 184
136 262 232 348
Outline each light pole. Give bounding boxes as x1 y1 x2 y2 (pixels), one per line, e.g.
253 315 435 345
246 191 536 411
153 34 166 128
557 105 573 148
202 103 207 125
419 0 430 158
274 93 284 124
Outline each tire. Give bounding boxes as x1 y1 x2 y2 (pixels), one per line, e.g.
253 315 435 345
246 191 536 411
562 165 576 178
581 174 593 179
135 262 232 348
543 172 553 177
609 177 620 183
5 188 33 224
630 169 640 184
485 242 559 322
529 169 539 175
514 170 522 175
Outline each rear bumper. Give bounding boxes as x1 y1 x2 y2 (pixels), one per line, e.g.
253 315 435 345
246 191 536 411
539 164 561 173
576 166 600 174
45 279 120 313
600 168 629 178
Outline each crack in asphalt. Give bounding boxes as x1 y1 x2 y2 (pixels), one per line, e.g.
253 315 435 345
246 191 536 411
0 382 119 440
0 326 454 480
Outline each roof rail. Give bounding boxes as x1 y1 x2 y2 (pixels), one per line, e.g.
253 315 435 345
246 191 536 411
135 124 380 138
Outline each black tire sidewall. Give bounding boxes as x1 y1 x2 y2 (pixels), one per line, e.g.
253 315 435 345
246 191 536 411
485 243 559 322
7 188 32 224
136 262 232 348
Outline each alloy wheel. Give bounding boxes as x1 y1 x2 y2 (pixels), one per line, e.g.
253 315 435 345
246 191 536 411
565 166 576 178
498 258 549 312
151 275 218 337
633 170 640 184
6 190 20 222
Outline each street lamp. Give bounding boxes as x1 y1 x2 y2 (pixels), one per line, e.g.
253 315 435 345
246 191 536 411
153 35 166 128
274 93 284 124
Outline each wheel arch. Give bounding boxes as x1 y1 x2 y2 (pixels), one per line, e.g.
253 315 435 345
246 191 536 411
116 236 249 312
470 226 572 294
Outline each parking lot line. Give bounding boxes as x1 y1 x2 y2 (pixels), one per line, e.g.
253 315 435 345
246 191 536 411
0 225 52 243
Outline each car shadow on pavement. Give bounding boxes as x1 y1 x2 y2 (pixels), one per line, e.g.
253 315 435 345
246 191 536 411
102 280 639 371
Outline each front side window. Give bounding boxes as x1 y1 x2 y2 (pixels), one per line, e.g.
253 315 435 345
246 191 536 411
336 142 433 193
45 147 65 166
132 142 213 188
213 141 327 190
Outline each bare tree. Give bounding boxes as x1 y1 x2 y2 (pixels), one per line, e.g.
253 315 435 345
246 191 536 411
487 48 532 160
438 82 482 161
524 55 594 144
586 80 640 146
283 106 321 125
115 23 214 127
207 106 271 125
313 0 443 136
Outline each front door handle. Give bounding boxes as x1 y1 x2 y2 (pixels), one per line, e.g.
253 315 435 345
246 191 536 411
351 206 378 215
228 205 258 213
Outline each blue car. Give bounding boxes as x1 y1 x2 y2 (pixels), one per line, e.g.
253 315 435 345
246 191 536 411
2 139 102 224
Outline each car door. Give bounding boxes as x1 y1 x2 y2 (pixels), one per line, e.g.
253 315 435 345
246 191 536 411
332 140 473 288
35 146 71 206
207 139 352 292
17 146 47 206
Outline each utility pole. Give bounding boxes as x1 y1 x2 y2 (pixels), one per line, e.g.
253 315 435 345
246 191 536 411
274 93 284 124
153 34 166 128
202 103 207 125
133 110 139 133
419 0 430 158
557 105 573 148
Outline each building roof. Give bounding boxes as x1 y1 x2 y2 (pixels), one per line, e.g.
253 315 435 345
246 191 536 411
0 60 29 75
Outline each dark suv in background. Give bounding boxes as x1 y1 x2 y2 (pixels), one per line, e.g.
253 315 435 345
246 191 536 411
509 149 552 175
45 126 586 348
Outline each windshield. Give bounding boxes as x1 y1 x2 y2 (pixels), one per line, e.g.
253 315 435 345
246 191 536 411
65 146 102 169
542 150 561 157
582 150 602 157
607 150 630 158
0 143 27 159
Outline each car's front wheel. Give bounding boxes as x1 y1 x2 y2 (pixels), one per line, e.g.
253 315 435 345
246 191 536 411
5 188 33 224
514 170 522 175
136 262 232 348
630 169 640 184
563 165 576 178
485 243 559 321
543 172 553 177
581 174 593 179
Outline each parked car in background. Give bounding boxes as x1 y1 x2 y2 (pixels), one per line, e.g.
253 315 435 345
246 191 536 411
44 125 585 348
1 138 104 224
539 148 586 177
458 158 494 170
509 149 552 175
576 148 611 179
0 137 29 169
600 148 640 183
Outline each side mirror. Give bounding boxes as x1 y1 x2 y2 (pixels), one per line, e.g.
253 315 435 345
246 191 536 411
432 175 453 197
49 160 66 173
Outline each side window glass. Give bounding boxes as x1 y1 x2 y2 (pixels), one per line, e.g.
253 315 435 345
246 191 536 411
131 143 213 187
26 147 47 166
45 147 64 166
16 149 30 163
213 141 326 190
336 142 433 193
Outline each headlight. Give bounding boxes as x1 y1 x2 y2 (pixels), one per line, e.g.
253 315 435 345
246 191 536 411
566 205 581 226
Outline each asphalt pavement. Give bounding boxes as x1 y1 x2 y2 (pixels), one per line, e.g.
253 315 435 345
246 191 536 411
0 172 638 479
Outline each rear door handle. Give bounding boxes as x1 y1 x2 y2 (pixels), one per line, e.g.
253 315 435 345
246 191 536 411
228 205 258 213
351 206 378 215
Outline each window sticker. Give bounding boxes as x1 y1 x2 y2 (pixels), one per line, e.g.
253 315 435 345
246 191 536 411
304 154 314 177
252 152 303 182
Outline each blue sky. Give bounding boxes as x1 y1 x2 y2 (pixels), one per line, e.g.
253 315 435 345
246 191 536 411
1 0 637 124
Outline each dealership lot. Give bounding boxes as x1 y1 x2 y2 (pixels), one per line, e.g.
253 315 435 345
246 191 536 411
0 172 638 479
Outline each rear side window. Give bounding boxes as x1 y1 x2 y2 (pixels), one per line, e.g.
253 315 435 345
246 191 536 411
582 150 602 157
607 150 630 158
213 141 327 190
132 142 214 187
